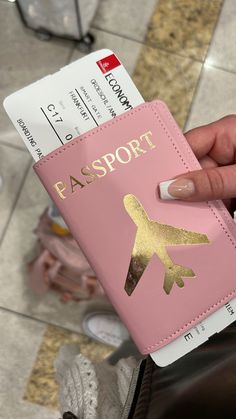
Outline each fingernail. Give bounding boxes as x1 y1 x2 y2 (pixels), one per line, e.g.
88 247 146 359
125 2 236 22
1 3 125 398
159 178 195 200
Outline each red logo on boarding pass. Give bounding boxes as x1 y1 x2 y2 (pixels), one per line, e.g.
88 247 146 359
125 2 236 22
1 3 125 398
96 54 121 74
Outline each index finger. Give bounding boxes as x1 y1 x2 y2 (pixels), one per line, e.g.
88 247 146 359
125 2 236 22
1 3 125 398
184 120 218 159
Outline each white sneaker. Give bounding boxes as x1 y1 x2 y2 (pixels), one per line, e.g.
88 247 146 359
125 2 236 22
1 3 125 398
83 311 129 347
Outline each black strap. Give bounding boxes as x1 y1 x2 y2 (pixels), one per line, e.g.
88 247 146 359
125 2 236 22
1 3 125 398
62 412 78 419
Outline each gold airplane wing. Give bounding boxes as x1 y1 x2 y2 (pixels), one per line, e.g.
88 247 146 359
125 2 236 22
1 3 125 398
124 231 151 296
159 223 210 246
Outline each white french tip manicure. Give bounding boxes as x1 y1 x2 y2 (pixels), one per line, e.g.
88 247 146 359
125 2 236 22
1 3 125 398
159 179 176 200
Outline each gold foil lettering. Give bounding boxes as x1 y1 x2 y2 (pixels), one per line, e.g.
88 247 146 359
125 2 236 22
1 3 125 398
52 131 157 199
127 139 147 158
115 146 132 164
70 175 85 193
53 181 67 200
140 131 155 150
102 153 116 172
81 165 97 184
91 159 107 178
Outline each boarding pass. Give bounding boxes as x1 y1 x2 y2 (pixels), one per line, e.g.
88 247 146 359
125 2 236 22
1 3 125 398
3 49 144 160
3 49 236 367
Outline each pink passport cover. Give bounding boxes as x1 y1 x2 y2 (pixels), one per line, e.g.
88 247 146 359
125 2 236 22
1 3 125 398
34 101 236 355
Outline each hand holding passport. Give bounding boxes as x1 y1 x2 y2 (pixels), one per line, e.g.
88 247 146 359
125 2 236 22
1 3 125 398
4 50 236 366
160 115 236 203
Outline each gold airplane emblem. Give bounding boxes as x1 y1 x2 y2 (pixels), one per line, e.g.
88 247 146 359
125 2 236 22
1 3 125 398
123 194 210 296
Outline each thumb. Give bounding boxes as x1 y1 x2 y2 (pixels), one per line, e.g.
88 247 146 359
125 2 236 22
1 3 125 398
159 165 236 201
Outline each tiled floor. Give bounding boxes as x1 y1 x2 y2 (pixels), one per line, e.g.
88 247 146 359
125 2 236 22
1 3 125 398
0 308 58 419
24 325 113 410
0 1 74 149
1 0 236 416
145 0 223 60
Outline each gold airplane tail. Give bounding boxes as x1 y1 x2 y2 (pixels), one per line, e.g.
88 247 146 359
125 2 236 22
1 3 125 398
124 256 147 296
163 264 195 295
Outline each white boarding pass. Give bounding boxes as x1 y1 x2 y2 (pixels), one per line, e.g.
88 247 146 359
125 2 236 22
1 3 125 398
3 49 144 160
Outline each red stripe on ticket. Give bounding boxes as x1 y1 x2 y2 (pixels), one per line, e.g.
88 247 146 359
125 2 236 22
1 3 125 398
96 54 121 74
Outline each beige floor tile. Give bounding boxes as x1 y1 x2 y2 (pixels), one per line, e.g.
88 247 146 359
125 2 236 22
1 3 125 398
0 1 74 148
146 0 223 61
185 65 236 131
0 308 59 418
25 325 113 410
70 28 143 76
133 46 202 128
206 0 236 72
0 144 30 240
93 0 158 42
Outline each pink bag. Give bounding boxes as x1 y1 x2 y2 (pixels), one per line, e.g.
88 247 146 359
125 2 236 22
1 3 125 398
28 210 106 302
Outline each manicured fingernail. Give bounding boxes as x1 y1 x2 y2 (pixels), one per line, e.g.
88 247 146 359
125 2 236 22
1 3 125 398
159 178 195 200
159 179 177 199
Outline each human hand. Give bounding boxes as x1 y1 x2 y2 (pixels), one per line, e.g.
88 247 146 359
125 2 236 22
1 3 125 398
159 115 236 208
